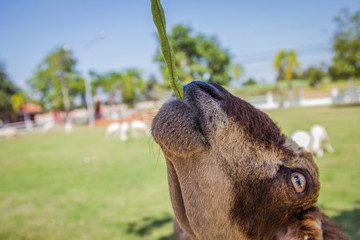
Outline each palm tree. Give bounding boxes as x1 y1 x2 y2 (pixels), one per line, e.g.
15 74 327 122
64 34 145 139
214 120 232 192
231 63 245 86
274 50 286 82
274 50 301 105
274 49 300 85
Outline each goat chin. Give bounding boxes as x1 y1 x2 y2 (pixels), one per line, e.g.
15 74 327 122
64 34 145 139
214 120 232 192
152 81 347 240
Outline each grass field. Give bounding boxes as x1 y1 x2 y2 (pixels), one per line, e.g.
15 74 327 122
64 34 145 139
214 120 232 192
1 104 360 239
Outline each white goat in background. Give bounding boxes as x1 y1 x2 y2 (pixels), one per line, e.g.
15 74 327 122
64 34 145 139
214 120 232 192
105 122 121 138
120 122 130 142
291 124 334 158
64 121 73 134
42 121 55 133
291 130 312 152
105 120 148 142
310 124 334 158
130 120 149 137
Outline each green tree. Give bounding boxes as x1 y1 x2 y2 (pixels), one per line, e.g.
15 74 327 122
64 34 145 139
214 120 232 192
91 71 123 105
329 8 360 80
10 93 26 113
0 62 21 123
27 47 85 121
243 78 257 86
304 66 325 87
121 69 145 107
154 25 232 86
144 74 160 101
92 68 145 107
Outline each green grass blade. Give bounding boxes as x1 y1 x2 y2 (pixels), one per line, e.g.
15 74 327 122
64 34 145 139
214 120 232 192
151 0 184 100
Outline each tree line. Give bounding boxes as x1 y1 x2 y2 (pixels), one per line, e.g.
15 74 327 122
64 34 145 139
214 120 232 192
0 8 359 123
274 9 359 88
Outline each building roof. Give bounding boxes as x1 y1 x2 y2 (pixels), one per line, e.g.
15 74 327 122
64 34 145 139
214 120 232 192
21 103 42 113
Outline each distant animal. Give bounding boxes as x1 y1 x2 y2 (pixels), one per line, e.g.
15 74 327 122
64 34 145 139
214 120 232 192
64 121 73 134
291 130 312 152
130 120 149 136
105 122 121 138
120 121 130 142
42 121 55 133
152 81 346 239
105 121 147 142
291 125 334 158
0 127 17 138
310 124 334 158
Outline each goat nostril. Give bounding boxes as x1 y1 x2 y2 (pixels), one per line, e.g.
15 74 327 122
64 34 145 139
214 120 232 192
193 81 224 100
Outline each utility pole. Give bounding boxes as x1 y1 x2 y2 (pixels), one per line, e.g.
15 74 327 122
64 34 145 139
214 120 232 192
83 32 105 129
62 45 72 124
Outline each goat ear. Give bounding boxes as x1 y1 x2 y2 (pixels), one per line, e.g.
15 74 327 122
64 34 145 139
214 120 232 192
278 207 348 240
278 207 323 240
284 137 302 155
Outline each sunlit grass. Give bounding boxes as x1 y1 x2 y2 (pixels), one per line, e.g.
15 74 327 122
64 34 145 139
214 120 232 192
0 129 174 240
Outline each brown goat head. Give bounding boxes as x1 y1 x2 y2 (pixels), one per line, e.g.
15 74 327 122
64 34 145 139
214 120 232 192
152 81 346 240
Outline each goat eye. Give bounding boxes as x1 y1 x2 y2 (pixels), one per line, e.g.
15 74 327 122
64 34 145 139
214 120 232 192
291 172 306 193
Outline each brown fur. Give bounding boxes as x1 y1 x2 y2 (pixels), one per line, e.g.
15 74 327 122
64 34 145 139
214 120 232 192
152 81 347 240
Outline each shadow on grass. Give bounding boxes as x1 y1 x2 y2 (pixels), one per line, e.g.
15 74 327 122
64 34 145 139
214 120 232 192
332 102 360 108
330 207 360 240
157 234 177 240
126 215 176 239
125 207 360 239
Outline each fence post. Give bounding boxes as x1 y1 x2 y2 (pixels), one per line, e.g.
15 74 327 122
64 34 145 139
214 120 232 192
331 87 339 104
266 91 273 105
298 88 304 106
349 78 355 103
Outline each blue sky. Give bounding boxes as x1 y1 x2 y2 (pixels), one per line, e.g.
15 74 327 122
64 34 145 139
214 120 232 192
0 0 359 91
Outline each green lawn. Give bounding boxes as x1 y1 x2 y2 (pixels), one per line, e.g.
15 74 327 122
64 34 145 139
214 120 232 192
0 129 174 240
0 104 359 239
